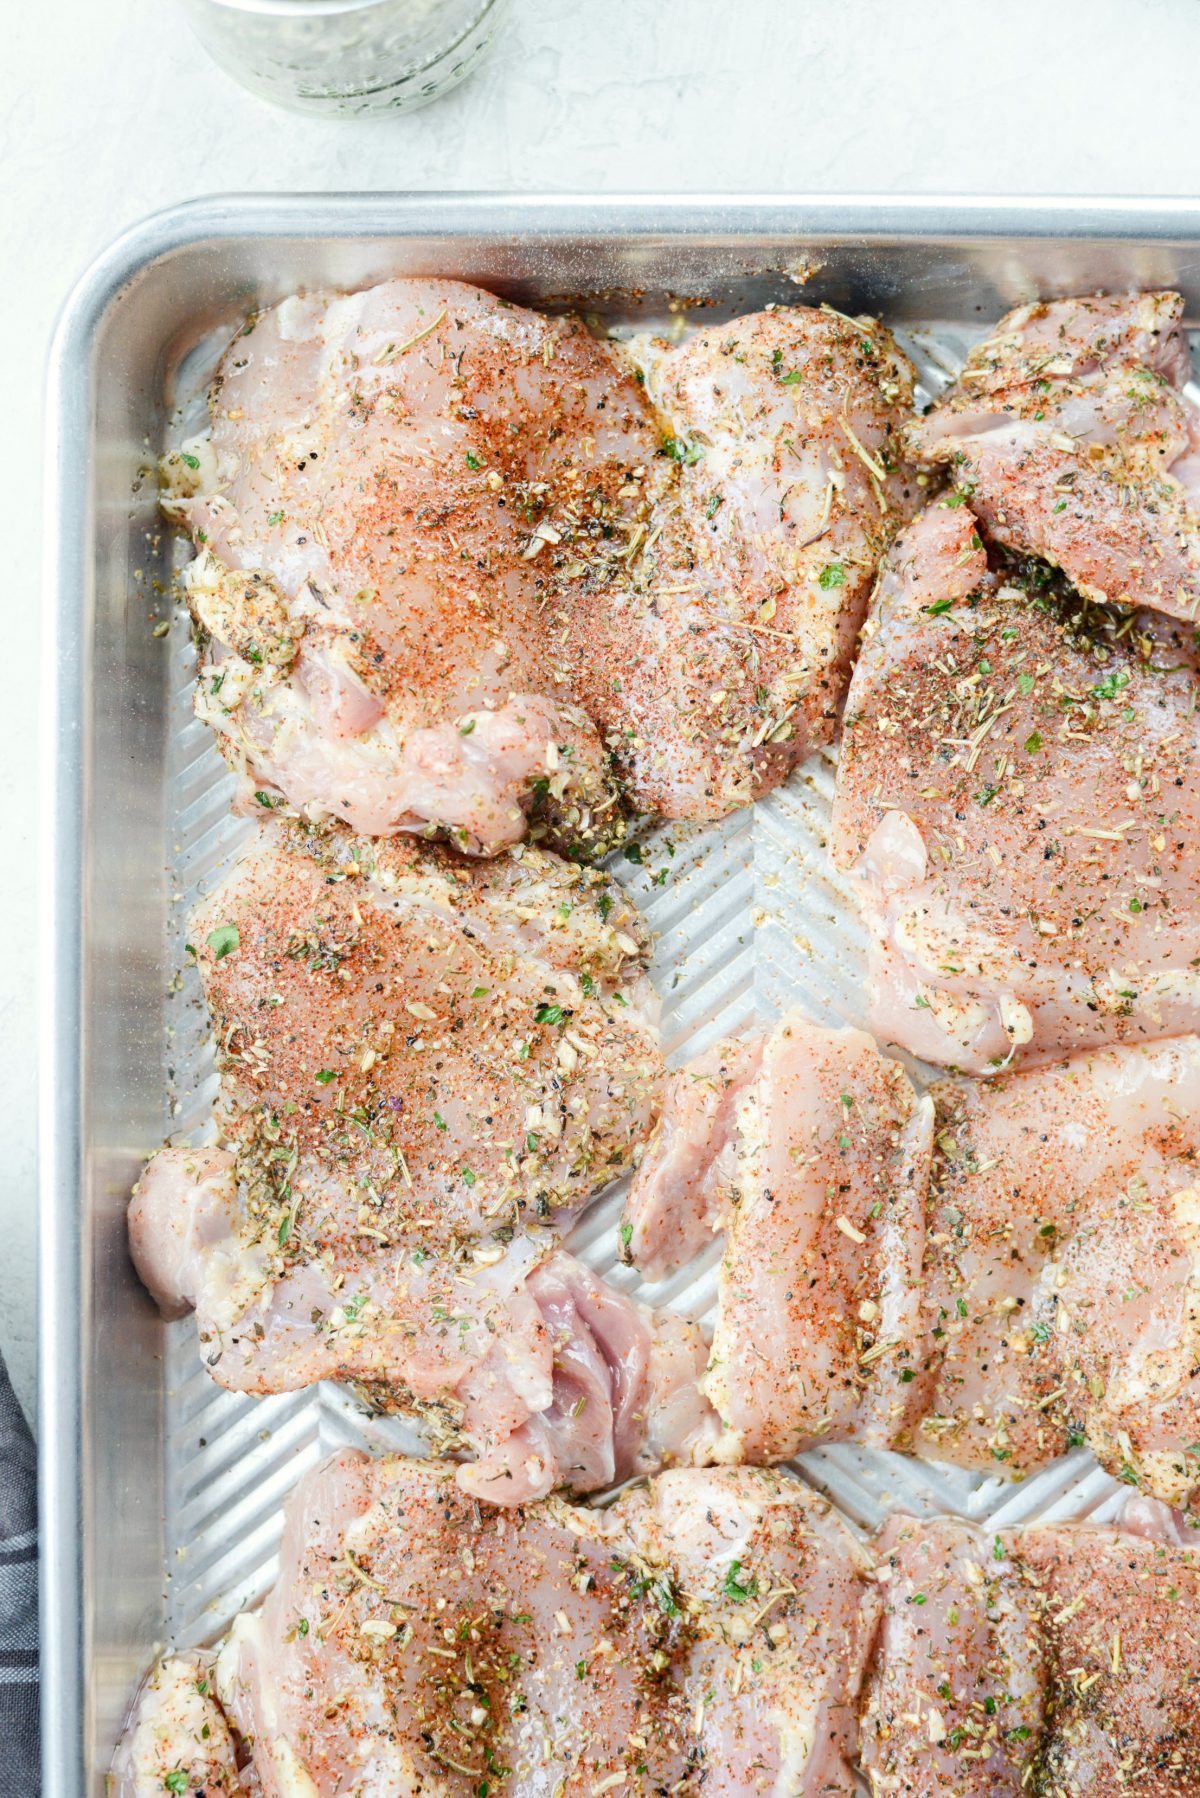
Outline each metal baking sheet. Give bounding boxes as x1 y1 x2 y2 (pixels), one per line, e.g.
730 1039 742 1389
41 193 1200 1796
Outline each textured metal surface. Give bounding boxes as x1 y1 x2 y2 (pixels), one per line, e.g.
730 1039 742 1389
43 194 1200 1794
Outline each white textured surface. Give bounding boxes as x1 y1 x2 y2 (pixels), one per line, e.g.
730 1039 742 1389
10 0 1200 1429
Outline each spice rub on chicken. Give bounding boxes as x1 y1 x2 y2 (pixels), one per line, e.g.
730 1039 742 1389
864 1502 1200 1798
127 825 717 1500
165 281 920 848
115 1464 1200 1798
622 1013 1200 1510
621 1014 935 1462
149 822 661 1255
910 289 1200 628
114 1457 879 1798
565 304 920 819
164 278 663 854
831 500 1200 1072
915 1036 1200 1510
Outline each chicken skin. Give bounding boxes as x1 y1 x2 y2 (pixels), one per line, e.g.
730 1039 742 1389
622 1015 935 1461
831 501 1200 1072
128 825 701 1498
864 1502 1200 1798
167 282 918 846
115 1457 879 1798
911 290 1200 626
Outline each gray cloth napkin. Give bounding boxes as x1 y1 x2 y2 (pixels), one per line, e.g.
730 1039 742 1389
0 1351 37 1795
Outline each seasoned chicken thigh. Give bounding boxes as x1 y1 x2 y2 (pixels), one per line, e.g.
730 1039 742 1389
158 823 661 1254
118 1456 878 1798
566 307 919 818
624 1013 1200 1506
165 279 658 853
865 1504 1200 1798
861 1515 1046 1796
134 1153 714 1502
917 1037 1200 1507
168 284 918 844
109 1654 238 1798
128 825 697 1498
622 1014 935 1461
1014 1515 1200 1798
831 501 1200 1071
911 290 1200 626
115 1471 1200 1798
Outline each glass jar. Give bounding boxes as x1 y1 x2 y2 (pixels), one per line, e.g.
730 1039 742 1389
179 0 511 117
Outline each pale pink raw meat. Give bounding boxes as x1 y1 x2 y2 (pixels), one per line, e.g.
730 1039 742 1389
131 1146 714 1502
623 1013 935 1461
116 1472 1200 1797
831 500 1200 1071
121 1457 877 1797
154 823 662 1256
911 290 1200 626
624 1009 1200 1508
861 1514 1046 1796
917 1035 1200 1508
566 305 919 819
865 1504 1200 1798
127 823 697 1499
165 279 658 854
167 284 920 842
620 1031 764 1280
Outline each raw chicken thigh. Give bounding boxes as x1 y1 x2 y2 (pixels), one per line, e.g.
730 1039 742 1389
622 1014 935 1461
916 1036 1200 1508
864 1502 1200 1798
128 825 706 1498
831 501 1200 1071
566 306 919 818
167 282 919 845
624 1013 1200 1507
136 1154 713 1502
165 279 659 853
911 290 1200 626
115 1457 879 1798
149 823 661 1257
861 1516 1046 1796
109 1654 239 1796
115 1464 1200 1798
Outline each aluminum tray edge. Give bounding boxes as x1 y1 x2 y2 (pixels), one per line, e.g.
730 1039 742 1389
39 189 1200 1797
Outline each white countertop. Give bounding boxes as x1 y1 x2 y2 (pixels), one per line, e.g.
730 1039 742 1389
6 0 1200 1428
